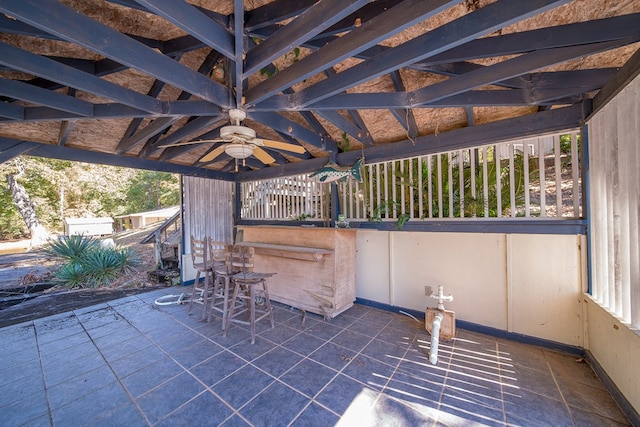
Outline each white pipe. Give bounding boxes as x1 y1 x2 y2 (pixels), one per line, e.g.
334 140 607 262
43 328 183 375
429 311 443 365
428 284 453 365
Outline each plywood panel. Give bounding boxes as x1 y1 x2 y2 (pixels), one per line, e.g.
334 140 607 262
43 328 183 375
238 226 356 318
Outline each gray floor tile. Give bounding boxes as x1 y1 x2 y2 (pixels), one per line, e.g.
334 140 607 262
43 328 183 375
240 381 309 426
189 350 247 387
169 338 223 368
504 387 574 427
316 374 380 416
308 342 357 371
155 391 234 427
342 354 396 390
47 364 118 409
0 393 49 426
121 357 184 398
252 345 303 377
0 297 631 427
51 381 131 426
136 371 206 424
281 331 326 356
290 402 340 426
211 364 275 410
280 359 337 398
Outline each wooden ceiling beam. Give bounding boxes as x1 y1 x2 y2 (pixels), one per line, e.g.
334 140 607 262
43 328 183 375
0 79 93 116
244 0 370 77
0 42 163 113
133 0 234 59
0 0 231 108
288 0 572 108
245 0 460 106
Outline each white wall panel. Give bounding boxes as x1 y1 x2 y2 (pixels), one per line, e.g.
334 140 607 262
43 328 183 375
387 232 508 330
355 230 390 304
355 231 585 345
509 234 584 346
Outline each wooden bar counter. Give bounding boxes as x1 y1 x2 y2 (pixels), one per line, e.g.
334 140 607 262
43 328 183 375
236 225 356 319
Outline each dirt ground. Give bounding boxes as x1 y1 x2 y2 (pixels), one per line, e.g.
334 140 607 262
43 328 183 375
0 225 176 328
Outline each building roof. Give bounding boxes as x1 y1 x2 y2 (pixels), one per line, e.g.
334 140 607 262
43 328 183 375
0 1 639 181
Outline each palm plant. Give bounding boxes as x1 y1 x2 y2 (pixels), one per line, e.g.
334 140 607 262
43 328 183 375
44 235 140 288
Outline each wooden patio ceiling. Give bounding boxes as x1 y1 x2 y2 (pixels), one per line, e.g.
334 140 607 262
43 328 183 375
0 0 639 182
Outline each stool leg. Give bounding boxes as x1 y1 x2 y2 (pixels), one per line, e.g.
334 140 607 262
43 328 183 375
261 279 275 329
249 283 256 344
224 281 240 337
187 270 201 314
221 276 231 330
200 270 211 321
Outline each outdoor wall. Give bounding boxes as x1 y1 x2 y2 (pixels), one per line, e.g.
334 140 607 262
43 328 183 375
584 295 640 414
586 70 640 416
356 230 585 347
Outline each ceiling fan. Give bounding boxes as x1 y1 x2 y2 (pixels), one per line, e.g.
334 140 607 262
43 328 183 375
159 109 306 165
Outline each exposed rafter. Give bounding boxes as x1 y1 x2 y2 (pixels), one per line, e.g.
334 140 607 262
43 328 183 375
0 0 636 179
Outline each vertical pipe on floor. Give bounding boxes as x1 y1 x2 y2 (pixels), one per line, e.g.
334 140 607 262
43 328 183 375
429 311 443 365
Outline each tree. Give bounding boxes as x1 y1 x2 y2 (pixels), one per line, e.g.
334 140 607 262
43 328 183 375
5 162 49 247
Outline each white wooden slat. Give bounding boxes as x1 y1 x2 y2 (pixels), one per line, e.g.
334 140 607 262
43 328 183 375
617 88 632 322
482 146 489 217
448 152 454 217
470 149 477 217
631 77 640 326
409 159 414 219
400 160 406 216
427 155 433 218
418 157 424 219
523 140 530 217
509 144 516 217
459 150 465 217
437 154 443 218
538 137 547 217
554 135 563 217
571 132 581 217
495 145 502 218
605 100 618 311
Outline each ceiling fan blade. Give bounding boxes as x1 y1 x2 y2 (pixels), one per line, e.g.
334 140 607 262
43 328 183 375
257 139 306 154
158 138 222 148
252 146 276 164
199 145 227 163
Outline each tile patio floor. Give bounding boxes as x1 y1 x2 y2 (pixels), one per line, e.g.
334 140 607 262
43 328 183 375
0 286 630 426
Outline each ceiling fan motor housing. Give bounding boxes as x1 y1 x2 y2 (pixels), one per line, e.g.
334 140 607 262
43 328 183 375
220 125 256 141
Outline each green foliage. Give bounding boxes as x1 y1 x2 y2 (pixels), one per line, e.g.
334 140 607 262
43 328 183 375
43 234 100 261
124 171 179 214
44 235 140 288
559 133 580 154
0 157 180 238
339 132 351 152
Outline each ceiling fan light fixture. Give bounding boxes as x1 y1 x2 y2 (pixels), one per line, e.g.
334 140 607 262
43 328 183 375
225 144 254 159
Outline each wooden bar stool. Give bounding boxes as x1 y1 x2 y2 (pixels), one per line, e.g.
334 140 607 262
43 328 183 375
187 235 213 321
223 246 275 344
207 242 234 329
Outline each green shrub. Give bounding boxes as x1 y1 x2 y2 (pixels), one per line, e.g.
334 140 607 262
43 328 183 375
45 235 140 288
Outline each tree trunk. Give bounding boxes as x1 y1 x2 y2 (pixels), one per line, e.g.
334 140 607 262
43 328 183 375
6 173 49 248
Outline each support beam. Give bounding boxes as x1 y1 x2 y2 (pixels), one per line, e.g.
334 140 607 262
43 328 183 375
0 140 38 163
0 0 230 107
245 0 459 105
244 0 370 77
0 79 92 116
0 137 235 180
284 0 572 107
133 0 234 58
0 42 162 113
